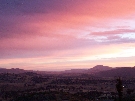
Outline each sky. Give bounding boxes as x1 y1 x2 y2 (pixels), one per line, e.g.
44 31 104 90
0 0 135 71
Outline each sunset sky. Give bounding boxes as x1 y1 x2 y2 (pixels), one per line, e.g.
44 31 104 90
0 0 135 71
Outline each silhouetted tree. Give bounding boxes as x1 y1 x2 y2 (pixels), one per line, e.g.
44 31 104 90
116 77 123 101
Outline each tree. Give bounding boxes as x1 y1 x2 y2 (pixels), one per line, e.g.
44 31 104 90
116 77 123 101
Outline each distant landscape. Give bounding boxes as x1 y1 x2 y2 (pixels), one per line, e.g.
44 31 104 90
1 65 135 77
0 65 135 101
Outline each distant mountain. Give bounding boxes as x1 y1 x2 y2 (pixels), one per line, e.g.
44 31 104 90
1 66 135 78
0 68 32 74
87 65 112 74
95 67 135 77
60 65 112 74
0 65 112 74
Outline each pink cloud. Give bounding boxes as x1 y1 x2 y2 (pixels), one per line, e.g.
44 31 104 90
90 29 135 36
1 0 135 70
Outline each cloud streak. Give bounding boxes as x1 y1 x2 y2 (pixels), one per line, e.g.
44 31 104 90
0 0 135 70
90 29 135 36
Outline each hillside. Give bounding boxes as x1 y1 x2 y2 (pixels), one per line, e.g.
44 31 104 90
1 66 135 78
95 67 135 77
87 65 112 74
0 68 32 74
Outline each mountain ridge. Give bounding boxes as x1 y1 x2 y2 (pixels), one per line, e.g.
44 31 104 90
0 65 135 77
